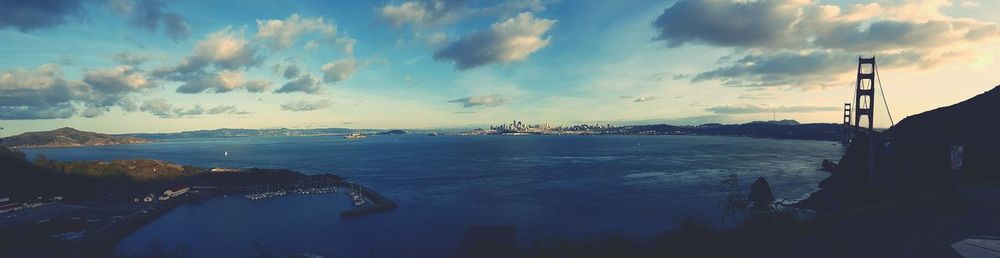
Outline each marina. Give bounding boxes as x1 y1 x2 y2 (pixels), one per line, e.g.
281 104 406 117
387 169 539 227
244 185 343 201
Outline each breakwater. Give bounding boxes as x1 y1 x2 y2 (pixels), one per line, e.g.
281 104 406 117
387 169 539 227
339 183 398 218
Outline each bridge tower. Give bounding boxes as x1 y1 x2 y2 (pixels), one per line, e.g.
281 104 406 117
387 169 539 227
843 102 852 141
854 57 877 130
843 103 852 126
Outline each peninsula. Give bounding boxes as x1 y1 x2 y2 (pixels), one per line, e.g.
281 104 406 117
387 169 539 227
0 147 395 257
1 127 153 148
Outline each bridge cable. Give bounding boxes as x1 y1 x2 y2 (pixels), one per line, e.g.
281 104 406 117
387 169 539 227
874 63 896 127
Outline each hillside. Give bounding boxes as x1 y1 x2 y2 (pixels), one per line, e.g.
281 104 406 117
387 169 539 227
1 127 153 148
624 120 843 141
690 120 843 141
887 85 1000 143
35 158 199 182
799 84 1000 213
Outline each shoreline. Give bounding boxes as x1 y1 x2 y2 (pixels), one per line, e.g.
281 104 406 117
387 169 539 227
0 167 397 257
98 177 396 256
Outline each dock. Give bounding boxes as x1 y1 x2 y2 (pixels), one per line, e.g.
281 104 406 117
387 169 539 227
338 182 398 218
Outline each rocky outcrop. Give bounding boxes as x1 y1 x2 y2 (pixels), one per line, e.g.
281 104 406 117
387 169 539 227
748 177 775 205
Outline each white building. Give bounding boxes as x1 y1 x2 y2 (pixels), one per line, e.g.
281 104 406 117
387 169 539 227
164 185 190 198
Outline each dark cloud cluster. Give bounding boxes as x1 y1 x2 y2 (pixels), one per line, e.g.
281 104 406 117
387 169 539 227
0 64 152 119
377 0 545 29
448 95 511 108
282 64 300 79
652 0 800 48
434 12 554 70
0 0 191 41
0 0 88 32
691 51 943 88
139 98 248 118
274 74 322 94
112 52 152 66
109 0 191 41
653 0 1000 89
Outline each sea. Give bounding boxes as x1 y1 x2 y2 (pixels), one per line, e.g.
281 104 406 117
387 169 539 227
21 134 845 257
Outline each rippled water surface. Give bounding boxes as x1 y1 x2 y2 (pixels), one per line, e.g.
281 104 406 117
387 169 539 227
23 135 844 257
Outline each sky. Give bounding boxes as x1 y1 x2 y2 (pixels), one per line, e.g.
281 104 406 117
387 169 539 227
1 0 999 135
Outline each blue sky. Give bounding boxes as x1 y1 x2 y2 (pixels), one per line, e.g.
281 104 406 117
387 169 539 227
1 0 999 135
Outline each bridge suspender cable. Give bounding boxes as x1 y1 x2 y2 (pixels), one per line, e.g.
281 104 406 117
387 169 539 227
874 63 895 127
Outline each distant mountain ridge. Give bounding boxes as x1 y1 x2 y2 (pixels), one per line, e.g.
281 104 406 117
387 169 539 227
129 120 842 141
126 127 401 139
625 120 840 140
1 127 153 148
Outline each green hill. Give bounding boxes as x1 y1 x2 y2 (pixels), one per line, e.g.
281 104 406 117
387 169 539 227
1 127 153 148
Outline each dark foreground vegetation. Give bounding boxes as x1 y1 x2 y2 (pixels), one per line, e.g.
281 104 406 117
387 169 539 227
507 85 1000 258
507 179 999 258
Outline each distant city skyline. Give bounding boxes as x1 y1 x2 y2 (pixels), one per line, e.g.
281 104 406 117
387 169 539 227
2 0 1000 135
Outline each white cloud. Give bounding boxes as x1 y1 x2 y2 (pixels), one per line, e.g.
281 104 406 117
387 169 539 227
706 104 840 114
174 71 273 94
448 95 512 108
633 96 661 103
320 59 357 83
152 27 268 94
139 98 248 118
434 12 555 70
378 0 466 29
255 14 337 50
280 99 332 111
190 27 260 70
83 66 153 93
243 79 272 93
153 27 261 79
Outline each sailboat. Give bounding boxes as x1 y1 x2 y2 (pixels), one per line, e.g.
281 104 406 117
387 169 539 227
350 184 366 206
224 151 229 156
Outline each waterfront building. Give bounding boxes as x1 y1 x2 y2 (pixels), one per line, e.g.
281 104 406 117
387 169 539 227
164 185 190 198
